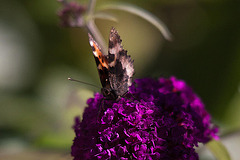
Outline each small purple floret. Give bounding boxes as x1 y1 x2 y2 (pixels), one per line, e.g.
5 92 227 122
58 0 86 27
71 77 218 160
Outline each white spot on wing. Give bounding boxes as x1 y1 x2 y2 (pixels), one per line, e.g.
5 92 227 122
93 51 97 57
108 43 121 67
90 41 93 46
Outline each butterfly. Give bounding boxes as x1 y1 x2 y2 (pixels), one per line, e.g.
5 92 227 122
88 28 134 100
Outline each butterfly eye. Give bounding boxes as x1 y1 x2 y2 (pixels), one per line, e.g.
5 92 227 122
104 88 111 96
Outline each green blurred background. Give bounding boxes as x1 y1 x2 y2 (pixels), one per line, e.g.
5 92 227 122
0 0 240 159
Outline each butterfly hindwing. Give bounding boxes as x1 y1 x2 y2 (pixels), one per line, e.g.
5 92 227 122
108 28 134 97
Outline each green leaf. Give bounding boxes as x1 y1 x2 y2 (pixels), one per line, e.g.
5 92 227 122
206 139 231 160
98 2 172 41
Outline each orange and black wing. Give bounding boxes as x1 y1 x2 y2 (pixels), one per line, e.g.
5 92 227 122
88 34 111 89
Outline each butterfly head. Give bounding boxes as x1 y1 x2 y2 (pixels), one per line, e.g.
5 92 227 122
101 88 118 100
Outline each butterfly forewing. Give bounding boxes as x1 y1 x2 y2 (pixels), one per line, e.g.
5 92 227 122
88 34 111 90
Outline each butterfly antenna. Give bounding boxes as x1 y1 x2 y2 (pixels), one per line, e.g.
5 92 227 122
68 77 101 89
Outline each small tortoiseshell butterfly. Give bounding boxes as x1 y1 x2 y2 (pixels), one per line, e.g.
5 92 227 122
88 28 134 100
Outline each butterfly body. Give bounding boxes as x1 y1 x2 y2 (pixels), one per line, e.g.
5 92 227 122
88 28 134 100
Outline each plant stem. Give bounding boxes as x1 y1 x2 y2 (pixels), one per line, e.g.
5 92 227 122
86 20 108 54
88 0 96 16
86 0 108 54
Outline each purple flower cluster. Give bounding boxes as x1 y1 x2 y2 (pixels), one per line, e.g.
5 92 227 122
58 0 86 27
71 77 218 160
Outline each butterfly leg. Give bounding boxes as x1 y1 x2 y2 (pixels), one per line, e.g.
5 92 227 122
120 91 139 103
